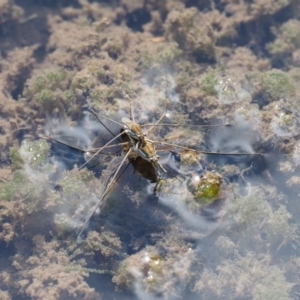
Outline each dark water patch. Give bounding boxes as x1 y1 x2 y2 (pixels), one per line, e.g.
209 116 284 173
126 8 151 32
90 0 120 5
0 241 17 267
270 56 288 69
0 8 50 55
235 17 275 56
11 67 33 101
48 138 88 171
251 92 271 109
273 1 298 23
33 43 48 64
185 0 213 12
15 0 80 9
11 295 32 300
86 273 134 300
193 50 217 65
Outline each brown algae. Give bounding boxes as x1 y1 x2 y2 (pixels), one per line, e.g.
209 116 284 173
1 0 300 299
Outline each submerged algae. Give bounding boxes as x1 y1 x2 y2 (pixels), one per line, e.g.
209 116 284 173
188 172 223 205
261 69 296 101
1 0 300 299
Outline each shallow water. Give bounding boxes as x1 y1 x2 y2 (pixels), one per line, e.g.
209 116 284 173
1 0 300 299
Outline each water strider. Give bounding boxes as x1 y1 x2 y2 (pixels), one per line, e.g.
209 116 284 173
42 97 262 240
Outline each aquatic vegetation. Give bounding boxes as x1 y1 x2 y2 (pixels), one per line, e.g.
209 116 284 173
270 104 299 137
2 0 300 299
164 8 216 62
103 36 123 60
113 239 195 298
70 70 98 94
201 71 218 97
216 75 252 104
9 140 49 171
9 147 24 171
188 172 223 205
260 69 296 101
267 19 300 58
140 43 182 70
194 252 292 300
8 235 101 300
84 60 135 110
178 150 203 173
24 69 75 112
225 186 298 252
0 0 23 24
292 143 300 166
1 140 50 204
83 230 122 258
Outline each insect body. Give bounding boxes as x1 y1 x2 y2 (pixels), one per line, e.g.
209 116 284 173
121 117 146 148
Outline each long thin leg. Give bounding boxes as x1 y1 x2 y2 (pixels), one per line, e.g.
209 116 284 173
89 108 124 127
88 108 121 140
141 123 231 128
54 153 116 188
41 134 127 153
40 135 98 154
151 140 263 156
77 148 133 241
88 147 123 169
78 131 125 171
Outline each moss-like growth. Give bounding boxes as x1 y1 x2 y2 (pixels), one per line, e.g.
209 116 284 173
113 239 194 298
261 69 295 100
141 43 182 70
12 235 101 299
1 140 50 206
281 19 300 47
25 69 75 110
179 150 202 167
201 71 218 97
104 38 123 59
9 147 24 170
267 19 300 60
164 8 215 61
188 172 222 205
9 139 49 172
83 230 122 258
195 252 292 300
59 168 95 198
30 69 67 95
0 170 39 204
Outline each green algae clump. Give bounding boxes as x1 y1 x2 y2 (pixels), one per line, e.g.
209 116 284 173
261 69 295 101
190 172 223 205
201 72 219 97
267 19 300 58
24 69 75 112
